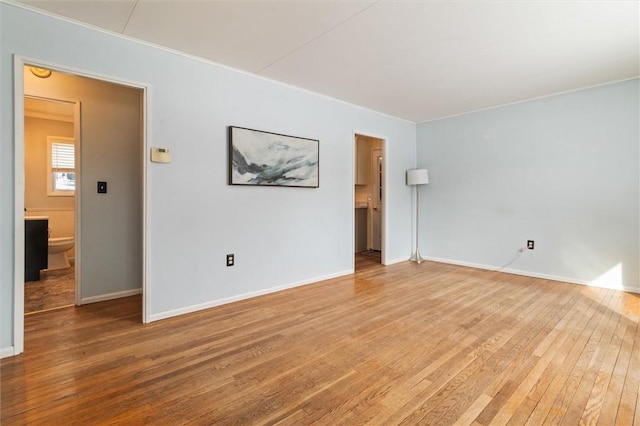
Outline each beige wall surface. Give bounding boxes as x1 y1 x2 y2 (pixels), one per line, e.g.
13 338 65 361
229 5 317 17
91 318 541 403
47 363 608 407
24 116 74 210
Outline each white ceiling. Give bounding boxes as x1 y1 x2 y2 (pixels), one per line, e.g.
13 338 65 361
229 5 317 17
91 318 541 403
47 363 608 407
16 0 640 123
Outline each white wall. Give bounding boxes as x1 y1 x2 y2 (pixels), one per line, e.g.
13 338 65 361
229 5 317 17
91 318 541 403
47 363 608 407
0 3 416 354
417 79 640 293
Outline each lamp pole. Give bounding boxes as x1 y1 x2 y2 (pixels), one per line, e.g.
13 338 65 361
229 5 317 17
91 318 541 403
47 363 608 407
410 184 425 263
407 169 429 263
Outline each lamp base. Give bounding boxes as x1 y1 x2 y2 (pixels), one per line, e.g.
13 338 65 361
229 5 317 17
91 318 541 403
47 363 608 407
409 250 426 264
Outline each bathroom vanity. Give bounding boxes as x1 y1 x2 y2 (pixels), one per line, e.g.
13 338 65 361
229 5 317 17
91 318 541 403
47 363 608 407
25 216 48 281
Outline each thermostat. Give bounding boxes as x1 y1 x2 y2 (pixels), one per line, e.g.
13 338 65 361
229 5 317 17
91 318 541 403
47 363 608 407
151 147 172 163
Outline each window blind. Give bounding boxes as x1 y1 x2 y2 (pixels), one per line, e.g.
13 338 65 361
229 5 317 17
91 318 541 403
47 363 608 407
51 142 74 170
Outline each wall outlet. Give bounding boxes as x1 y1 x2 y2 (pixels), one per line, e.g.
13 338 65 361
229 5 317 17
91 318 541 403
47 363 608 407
527 240 535 250
226 254 234 267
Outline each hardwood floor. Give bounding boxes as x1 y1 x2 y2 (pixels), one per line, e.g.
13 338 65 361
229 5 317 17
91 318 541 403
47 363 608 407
355 250 381 270
24 263 75 314
2 260 639 425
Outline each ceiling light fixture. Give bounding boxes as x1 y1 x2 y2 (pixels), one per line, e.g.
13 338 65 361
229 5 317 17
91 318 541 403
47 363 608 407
30 67 52 78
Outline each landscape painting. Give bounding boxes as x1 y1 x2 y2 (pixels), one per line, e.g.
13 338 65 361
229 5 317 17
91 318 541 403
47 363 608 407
229 126 319 188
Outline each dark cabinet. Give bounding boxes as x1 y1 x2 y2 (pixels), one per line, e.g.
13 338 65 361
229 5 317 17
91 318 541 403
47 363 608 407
355 207 368 253
25 218 48 281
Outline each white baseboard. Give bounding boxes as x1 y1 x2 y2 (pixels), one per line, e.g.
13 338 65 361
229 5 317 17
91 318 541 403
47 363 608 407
384 256 410 265
0 346 16 359
149 269 353 322
80 288 142 304
424 255 640 295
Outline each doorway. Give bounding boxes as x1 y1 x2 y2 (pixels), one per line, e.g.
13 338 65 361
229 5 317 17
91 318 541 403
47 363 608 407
24 96 78 314
371 148 383 251
354 133 384 270
13 59 147 355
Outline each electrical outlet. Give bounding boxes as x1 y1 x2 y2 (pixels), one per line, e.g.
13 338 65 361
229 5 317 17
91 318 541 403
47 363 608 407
226 254 234 267
527 240 535 250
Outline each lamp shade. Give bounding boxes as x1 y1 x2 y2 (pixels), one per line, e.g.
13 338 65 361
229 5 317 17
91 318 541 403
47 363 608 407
407 169 429 186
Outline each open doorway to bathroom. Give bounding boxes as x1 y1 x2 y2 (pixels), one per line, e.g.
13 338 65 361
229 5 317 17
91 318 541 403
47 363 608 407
24 95 78 314
15 61 145 356
14 60 146 355
354 133 384 271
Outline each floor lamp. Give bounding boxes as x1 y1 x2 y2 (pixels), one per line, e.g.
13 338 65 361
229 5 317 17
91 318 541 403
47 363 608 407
407 169 429 263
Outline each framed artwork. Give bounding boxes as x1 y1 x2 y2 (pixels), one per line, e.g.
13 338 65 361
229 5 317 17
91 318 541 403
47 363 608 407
228 126 319 188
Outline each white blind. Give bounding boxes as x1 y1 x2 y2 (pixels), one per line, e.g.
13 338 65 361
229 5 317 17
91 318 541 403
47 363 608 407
51 142 74 170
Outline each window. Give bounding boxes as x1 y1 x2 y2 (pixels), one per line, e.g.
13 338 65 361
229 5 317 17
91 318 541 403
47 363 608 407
47 136 75 196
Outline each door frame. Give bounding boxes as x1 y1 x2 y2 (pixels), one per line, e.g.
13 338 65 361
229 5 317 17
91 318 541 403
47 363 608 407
13 56 150 355
23 94 81 304
352 131 387 267
371 147 383 251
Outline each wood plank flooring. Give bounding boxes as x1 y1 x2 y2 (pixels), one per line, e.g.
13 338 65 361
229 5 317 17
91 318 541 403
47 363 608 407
1 260 639 425
24 263 75 314
355 250 382 270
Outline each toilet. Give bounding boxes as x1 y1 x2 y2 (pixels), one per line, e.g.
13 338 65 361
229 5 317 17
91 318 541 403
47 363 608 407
47 237 74 270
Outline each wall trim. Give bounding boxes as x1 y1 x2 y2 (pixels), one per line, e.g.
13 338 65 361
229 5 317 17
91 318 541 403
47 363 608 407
25 207 74 212
352 130 389 266
80 288 142 305
13 56 26 355
6 0 413 125
424 255 640 295
149 269 353 322
417 76 640 124
384 256 409 266
24 110 74 123
0 346 16 359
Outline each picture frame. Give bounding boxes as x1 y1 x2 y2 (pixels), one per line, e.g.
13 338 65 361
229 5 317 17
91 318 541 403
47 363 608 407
228 126 319 188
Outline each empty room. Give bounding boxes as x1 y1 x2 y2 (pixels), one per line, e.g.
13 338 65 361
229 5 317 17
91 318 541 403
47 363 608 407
1 0 638 424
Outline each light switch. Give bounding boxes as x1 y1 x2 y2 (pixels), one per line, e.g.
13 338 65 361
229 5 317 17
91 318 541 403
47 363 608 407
151 147 172 163
97 181 107 194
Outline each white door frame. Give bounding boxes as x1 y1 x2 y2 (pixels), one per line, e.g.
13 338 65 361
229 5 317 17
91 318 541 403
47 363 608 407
371 147 383 251
352 131 387 267
13 56 150 355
